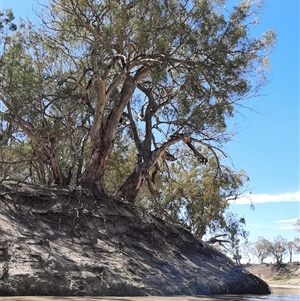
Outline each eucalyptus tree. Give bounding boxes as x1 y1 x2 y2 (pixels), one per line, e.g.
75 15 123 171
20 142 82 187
215 212 249 264
268 236 288 266
136 146 249 237
287 240 296 263
0 9 17 182
0 9 16 36
253 237 271 264
0 0 275 202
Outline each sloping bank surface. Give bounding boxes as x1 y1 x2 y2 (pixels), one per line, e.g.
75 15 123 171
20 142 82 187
0 181 270 296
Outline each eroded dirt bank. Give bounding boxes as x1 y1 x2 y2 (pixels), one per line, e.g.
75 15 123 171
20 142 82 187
0 181 270 296
246 263 300 287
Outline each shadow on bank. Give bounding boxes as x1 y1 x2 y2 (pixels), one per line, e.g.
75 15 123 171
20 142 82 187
0 181 270 296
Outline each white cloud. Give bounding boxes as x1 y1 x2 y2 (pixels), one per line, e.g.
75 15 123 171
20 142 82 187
276 218 298 231
229 191 300 205
277 225 295 230
277 218 298 224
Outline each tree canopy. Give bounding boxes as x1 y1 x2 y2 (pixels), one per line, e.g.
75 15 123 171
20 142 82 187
0 0 275 239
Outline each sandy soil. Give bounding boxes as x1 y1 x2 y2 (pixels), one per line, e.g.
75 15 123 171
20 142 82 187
246 263 300 287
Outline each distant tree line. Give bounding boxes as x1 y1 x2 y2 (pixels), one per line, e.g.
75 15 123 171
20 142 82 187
212 219 300 266
240 222 300 266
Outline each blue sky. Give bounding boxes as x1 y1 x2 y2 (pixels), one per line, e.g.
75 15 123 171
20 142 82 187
1 0 299 262
224 0 299 247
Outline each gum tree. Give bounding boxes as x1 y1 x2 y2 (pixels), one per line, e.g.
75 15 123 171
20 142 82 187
0 9 17 182
269 236 287 266
136 146 249 238
0 0 275 203
253 237 271 264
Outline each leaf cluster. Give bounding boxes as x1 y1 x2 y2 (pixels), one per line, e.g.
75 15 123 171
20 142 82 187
0 1 275 211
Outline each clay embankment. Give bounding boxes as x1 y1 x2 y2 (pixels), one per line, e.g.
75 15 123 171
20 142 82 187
0 181 270 296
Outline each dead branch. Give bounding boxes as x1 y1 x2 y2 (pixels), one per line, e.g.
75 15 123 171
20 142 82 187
206 234 231 245
161 151 176 161
182 137 208 164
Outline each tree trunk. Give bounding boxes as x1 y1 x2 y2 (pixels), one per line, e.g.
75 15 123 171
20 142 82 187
50 155 66 185
82 75 136 191
115 159 152 202
116 135 188 203
82 138 114 190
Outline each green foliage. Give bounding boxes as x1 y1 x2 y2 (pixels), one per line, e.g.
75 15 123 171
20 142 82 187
103 137 136 193
268 235 288 266
252 236 272 264
0 0 275 229
0 9 17 32
136 147 249 239
216 211 249 263
272 276 283 281
0 18 91 184
250 236 291 265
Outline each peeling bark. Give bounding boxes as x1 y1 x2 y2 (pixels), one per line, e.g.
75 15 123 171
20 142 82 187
116 134 210 203
82 74 136 190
